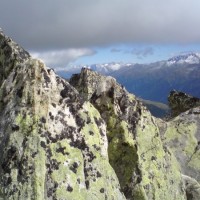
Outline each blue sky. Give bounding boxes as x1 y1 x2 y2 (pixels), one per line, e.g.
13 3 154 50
1 0 200 70
72 44 200 66
30 43 200 70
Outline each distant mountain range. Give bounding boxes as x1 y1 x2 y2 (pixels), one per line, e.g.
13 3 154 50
58 52 200 104
58 62 132 79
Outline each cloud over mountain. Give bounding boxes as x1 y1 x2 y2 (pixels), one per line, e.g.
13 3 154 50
1 0 200 50
31 48 96 70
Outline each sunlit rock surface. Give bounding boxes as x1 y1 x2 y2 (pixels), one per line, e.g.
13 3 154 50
70 69 186 199
0 30 125 200
157 107 200 200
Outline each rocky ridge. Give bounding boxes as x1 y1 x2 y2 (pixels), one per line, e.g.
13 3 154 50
0 30 125 200
0 30 200 199
70 69 187 199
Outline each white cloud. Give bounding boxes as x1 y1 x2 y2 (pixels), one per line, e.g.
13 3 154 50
30 48 96 70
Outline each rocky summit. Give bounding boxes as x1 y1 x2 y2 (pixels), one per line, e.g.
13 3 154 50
0 30 200 200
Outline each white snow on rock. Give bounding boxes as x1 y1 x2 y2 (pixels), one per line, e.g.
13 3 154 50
167 53 200 65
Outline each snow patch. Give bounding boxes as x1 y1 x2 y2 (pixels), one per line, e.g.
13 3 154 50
167 53 200 65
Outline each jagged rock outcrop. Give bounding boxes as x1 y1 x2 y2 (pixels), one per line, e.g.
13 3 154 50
168 90 200 117
1 29 200 200
0 30 125 200
70 69 186 199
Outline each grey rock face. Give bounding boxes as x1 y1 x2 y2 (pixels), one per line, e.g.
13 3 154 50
168 90 200 117
0 30 125 200
70 68 186 200
182 175 200 200
162 107 200 183
158 92 200 200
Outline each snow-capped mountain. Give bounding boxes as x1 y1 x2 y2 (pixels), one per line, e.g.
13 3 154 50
59 52 200 79
58 52 200 104
57 62 133 78
109 52 200 103
167 53 200 65
88 62 132 73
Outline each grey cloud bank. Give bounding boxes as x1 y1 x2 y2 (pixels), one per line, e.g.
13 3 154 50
1 0 200 50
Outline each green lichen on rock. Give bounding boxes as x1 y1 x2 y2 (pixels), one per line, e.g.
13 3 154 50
108 120 138 189
70 68 186 199
0 30 126 200
163 107 200 184
2 29 200 200
0 112 47 199
156 91 200 199
134 110 185 200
